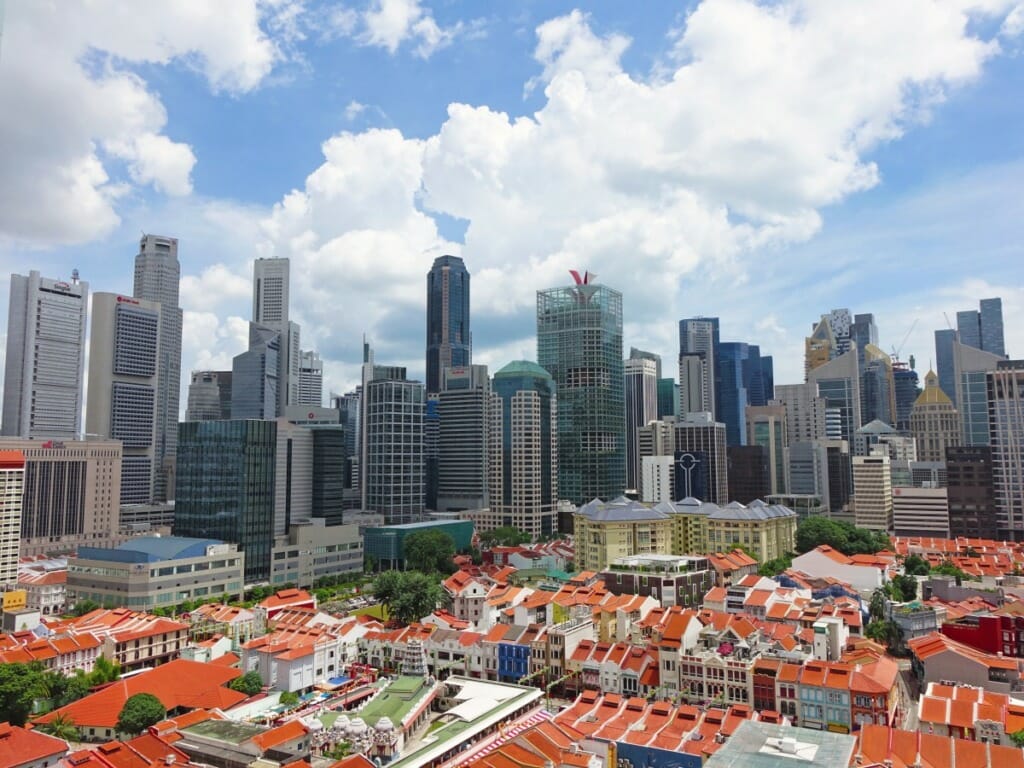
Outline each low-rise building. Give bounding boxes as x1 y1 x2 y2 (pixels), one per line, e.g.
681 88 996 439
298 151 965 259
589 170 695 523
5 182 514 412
363 519 473 570
791 546 888 593
0 722 68 768
857 724 1024 768
270 518 364 587
67 536 245 611
600 554 714 608
909 632 1023 695
68 608 190 672
17 565 67 616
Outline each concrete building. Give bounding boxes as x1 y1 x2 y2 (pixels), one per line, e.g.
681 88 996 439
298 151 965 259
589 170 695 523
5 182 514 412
808 348 861 443
2 270 88 439
674 411 728 504
954 340 1003 446
87 293 161 505
892 486 950 538
624 355 659 492
678 316 719 417
67 536 244 610
185 370 232 421
0 451 25 587
705 499 797 563
270 518 364 587
573 497 673 572
641 455 675 503
946 446 997 540
910 370 961 462
989 360 1024 540
727 445 771 504
426 255 472 396
958 297 1006 358
538 275 625 508
363 520 472 570
132 235 182 502
0 438 122 557
935 328 958 405
231 323 281 420
252 257 301 414
437 365 490 513
489 361 558 538
853 455 893 532
747 405 787 495
297 350 323 407
600 554 714 608
771 382 827 445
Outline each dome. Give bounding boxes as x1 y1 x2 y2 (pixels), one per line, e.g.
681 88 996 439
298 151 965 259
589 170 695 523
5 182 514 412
375 717 395 731
349 717 368 734
494 360 553 380
334 715 351 732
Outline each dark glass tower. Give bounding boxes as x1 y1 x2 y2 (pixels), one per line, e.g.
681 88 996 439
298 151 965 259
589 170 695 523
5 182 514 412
537 276 624 510
426 255 471 395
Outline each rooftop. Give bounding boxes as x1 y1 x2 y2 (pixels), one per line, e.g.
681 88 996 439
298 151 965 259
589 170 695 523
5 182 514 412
76 536 229 563
704 720 855 768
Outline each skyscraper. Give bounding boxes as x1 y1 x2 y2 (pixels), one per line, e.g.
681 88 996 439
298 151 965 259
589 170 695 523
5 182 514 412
185 371 233 421
133 235 182 501
2 270 88 439
537 273 624 508
956 297 1006 357
86 293 161 505
747 405 787 495
910 371 960 463
935 328 958 405
860 345 895 427
678 317 719 416
853 454 893 532
0 450 25 587
252 257 301 414
426 255 471 396
490 361 559 537
673 412 728 504
804 317 836 377
988 360 1024 540
231 324 280 420
946 446 997 540
771 383 827 445
715 342 773 447
807 348 861 443
657 378 679 420
892 362 919 432
850 313 879 370
624 355 659 491
437 365 490 512
297 350 323 407
953 340 1003 446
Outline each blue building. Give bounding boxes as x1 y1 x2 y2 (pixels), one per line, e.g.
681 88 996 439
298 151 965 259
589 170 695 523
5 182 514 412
362 519 473 570
426 255 471 395
715 342 773 447
498 640 531 683
935 328 957 405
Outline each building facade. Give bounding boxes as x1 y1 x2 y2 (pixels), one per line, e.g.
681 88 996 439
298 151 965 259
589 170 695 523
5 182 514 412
807 349 861 444
437 365 490 513
853 455 893 532
270 519 364 587
537 276 625 509
673 412 728 504
252 257 301 414
747 405 787 495
231 323 281 420
910 370 960 462
678 317 719 417
989 361 1024 540
426 255 472 396
954 340 1003 447
624 355 659 492
945 446 997 540
892 486 949 538
2 271 88 439
133 235 182 502
174 420 278 582
489 361 559 537
297 350 324 407
87 293 161 505
185 370 233 421
0 451 25 587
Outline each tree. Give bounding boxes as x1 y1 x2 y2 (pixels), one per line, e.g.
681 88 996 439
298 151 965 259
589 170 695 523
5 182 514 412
403 529 456 574
903 554 930 576
1011 729 1024 748
889 574 918 602
0 663 42 725
40 713 79 742
865 619 901 648
373 570 405 617
479 526 531 548
869 589 888 621
758 554 793 577
228 671 263 696
280 691 299 706
390 571 445 626
72 599 101 617
932 559 975 584
90 655 122 686
795 517 890 556
117 693 166 735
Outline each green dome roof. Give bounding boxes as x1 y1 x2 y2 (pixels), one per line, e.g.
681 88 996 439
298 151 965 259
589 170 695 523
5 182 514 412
494 360 553 379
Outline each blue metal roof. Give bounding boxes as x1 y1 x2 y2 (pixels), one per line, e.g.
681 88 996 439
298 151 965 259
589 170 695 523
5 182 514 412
77 536 227 563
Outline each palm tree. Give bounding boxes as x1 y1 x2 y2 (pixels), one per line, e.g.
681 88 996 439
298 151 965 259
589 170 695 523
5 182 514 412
41 713 80 742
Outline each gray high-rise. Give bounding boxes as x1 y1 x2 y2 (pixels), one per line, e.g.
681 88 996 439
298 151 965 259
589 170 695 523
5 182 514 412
426 255 471 396
625 355 659 491
251 257 301 414
956 297 1006 358
2 271 88 439
437 365 490 512
133 235 182 501
537 274 625 509
678 317 719 417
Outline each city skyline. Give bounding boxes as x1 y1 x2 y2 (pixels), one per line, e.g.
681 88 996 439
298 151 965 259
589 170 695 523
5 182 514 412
0 2 1023 407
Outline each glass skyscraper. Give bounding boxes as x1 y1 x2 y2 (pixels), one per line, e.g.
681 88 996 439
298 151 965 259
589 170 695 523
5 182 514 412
174 420 278 582
537 278 624 509
935 328 957 405
426 255 471 395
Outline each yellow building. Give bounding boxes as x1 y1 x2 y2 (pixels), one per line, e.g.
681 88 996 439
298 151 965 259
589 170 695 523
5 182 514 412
573 498 673 572
805 317 835 377
704 501 798 562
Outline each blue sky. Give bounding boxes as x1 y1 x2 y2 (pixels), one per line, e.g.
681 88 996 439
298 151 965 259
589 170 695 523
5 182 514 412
0 0 1022 409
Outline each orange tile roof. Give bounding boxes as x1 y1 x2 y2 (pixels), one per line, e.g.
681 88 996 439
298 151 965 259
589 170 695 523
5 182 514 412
0 722 67 766
909 631 1020 670
251 719 308 752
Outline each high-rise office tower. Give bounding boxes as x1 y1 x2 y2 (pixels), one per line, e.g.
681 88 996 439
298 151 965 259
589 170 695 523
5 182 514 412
892 362 919 432
678 317 719 416
2 271 88 439
0 450 25 587
629 348 662 378
807 348 861 443
988 360 1024 540
175 420 278 582
426 255 471 396
910 371 960 462
86 293 161 504
424 395 439 511
953 340 1004 446
657 378 679 420
624 355 659 491
297 350 324 407
853 455 893 532
771 383 827 445
935 329 958 405
727 445 770 504
360 343 425 523
490 361 559 537
805 317 836 377
860 345 895 427
332 389 361 507
851 313 879 370
716 342 774 446
252 257 301 414
823 308 853 356
133 235 182 501
0 437 122 557
957 298 1006 357
437 365 490 512
673 412 728 504
185 371 233 421
232 324 281 419
946 446 997 540
747 405 787 495
537 273 624 508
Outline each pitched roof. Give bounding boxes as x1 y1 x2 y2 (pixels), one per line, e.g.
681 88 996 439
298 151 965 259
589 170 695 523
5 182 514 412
0 722 67 766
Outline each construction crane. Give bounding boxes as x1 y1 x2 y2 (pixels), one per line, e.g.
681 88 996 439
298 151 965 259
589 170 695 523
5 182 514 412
892 318 918 363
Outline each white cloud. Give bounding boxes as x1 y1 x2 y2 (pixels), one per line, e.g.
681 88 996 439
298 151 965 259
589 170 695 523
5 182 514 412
345 0 467 58
1002 4 1024 35
0 1 300 247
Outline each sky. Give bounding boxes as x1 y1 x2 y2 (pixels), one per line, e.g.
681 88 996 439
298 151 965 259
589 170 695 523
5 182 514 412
0 0 1022 414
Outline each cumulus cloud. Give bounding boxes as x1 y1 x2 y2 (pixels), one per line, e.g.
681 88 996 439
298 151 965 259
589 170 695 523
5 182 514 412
337 0 469 58
0 1 298 246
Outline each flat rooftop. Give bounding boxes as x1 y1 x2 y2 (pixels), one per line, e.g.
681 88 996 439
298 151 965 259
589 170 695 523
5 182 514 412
704 720 856 768
356 676 433 728
182 718 266 745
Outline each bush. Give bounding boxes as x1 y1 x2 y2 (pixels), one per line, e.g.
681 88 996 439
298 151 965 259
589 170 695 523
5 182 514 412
229 671 263 696
117 693 166 735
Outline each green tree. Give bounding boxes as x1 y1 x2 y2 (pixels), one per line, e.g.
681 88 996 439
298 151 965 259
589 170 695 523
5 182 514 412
280 691 300 706
903 554 931 576
795 517 850 554
0 663 43 725
90 655 122 685
40 713 80 742
391 571 445 626
478 526 531 547
116 693 167 735
72 599 101 617
932 559 976 584
865 619 901 648
758 554 793 577
869 589 888 621
403 529 456 574
1011 729 1024 748
228 671 263 696
373 570 405 617
889 574 918 602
